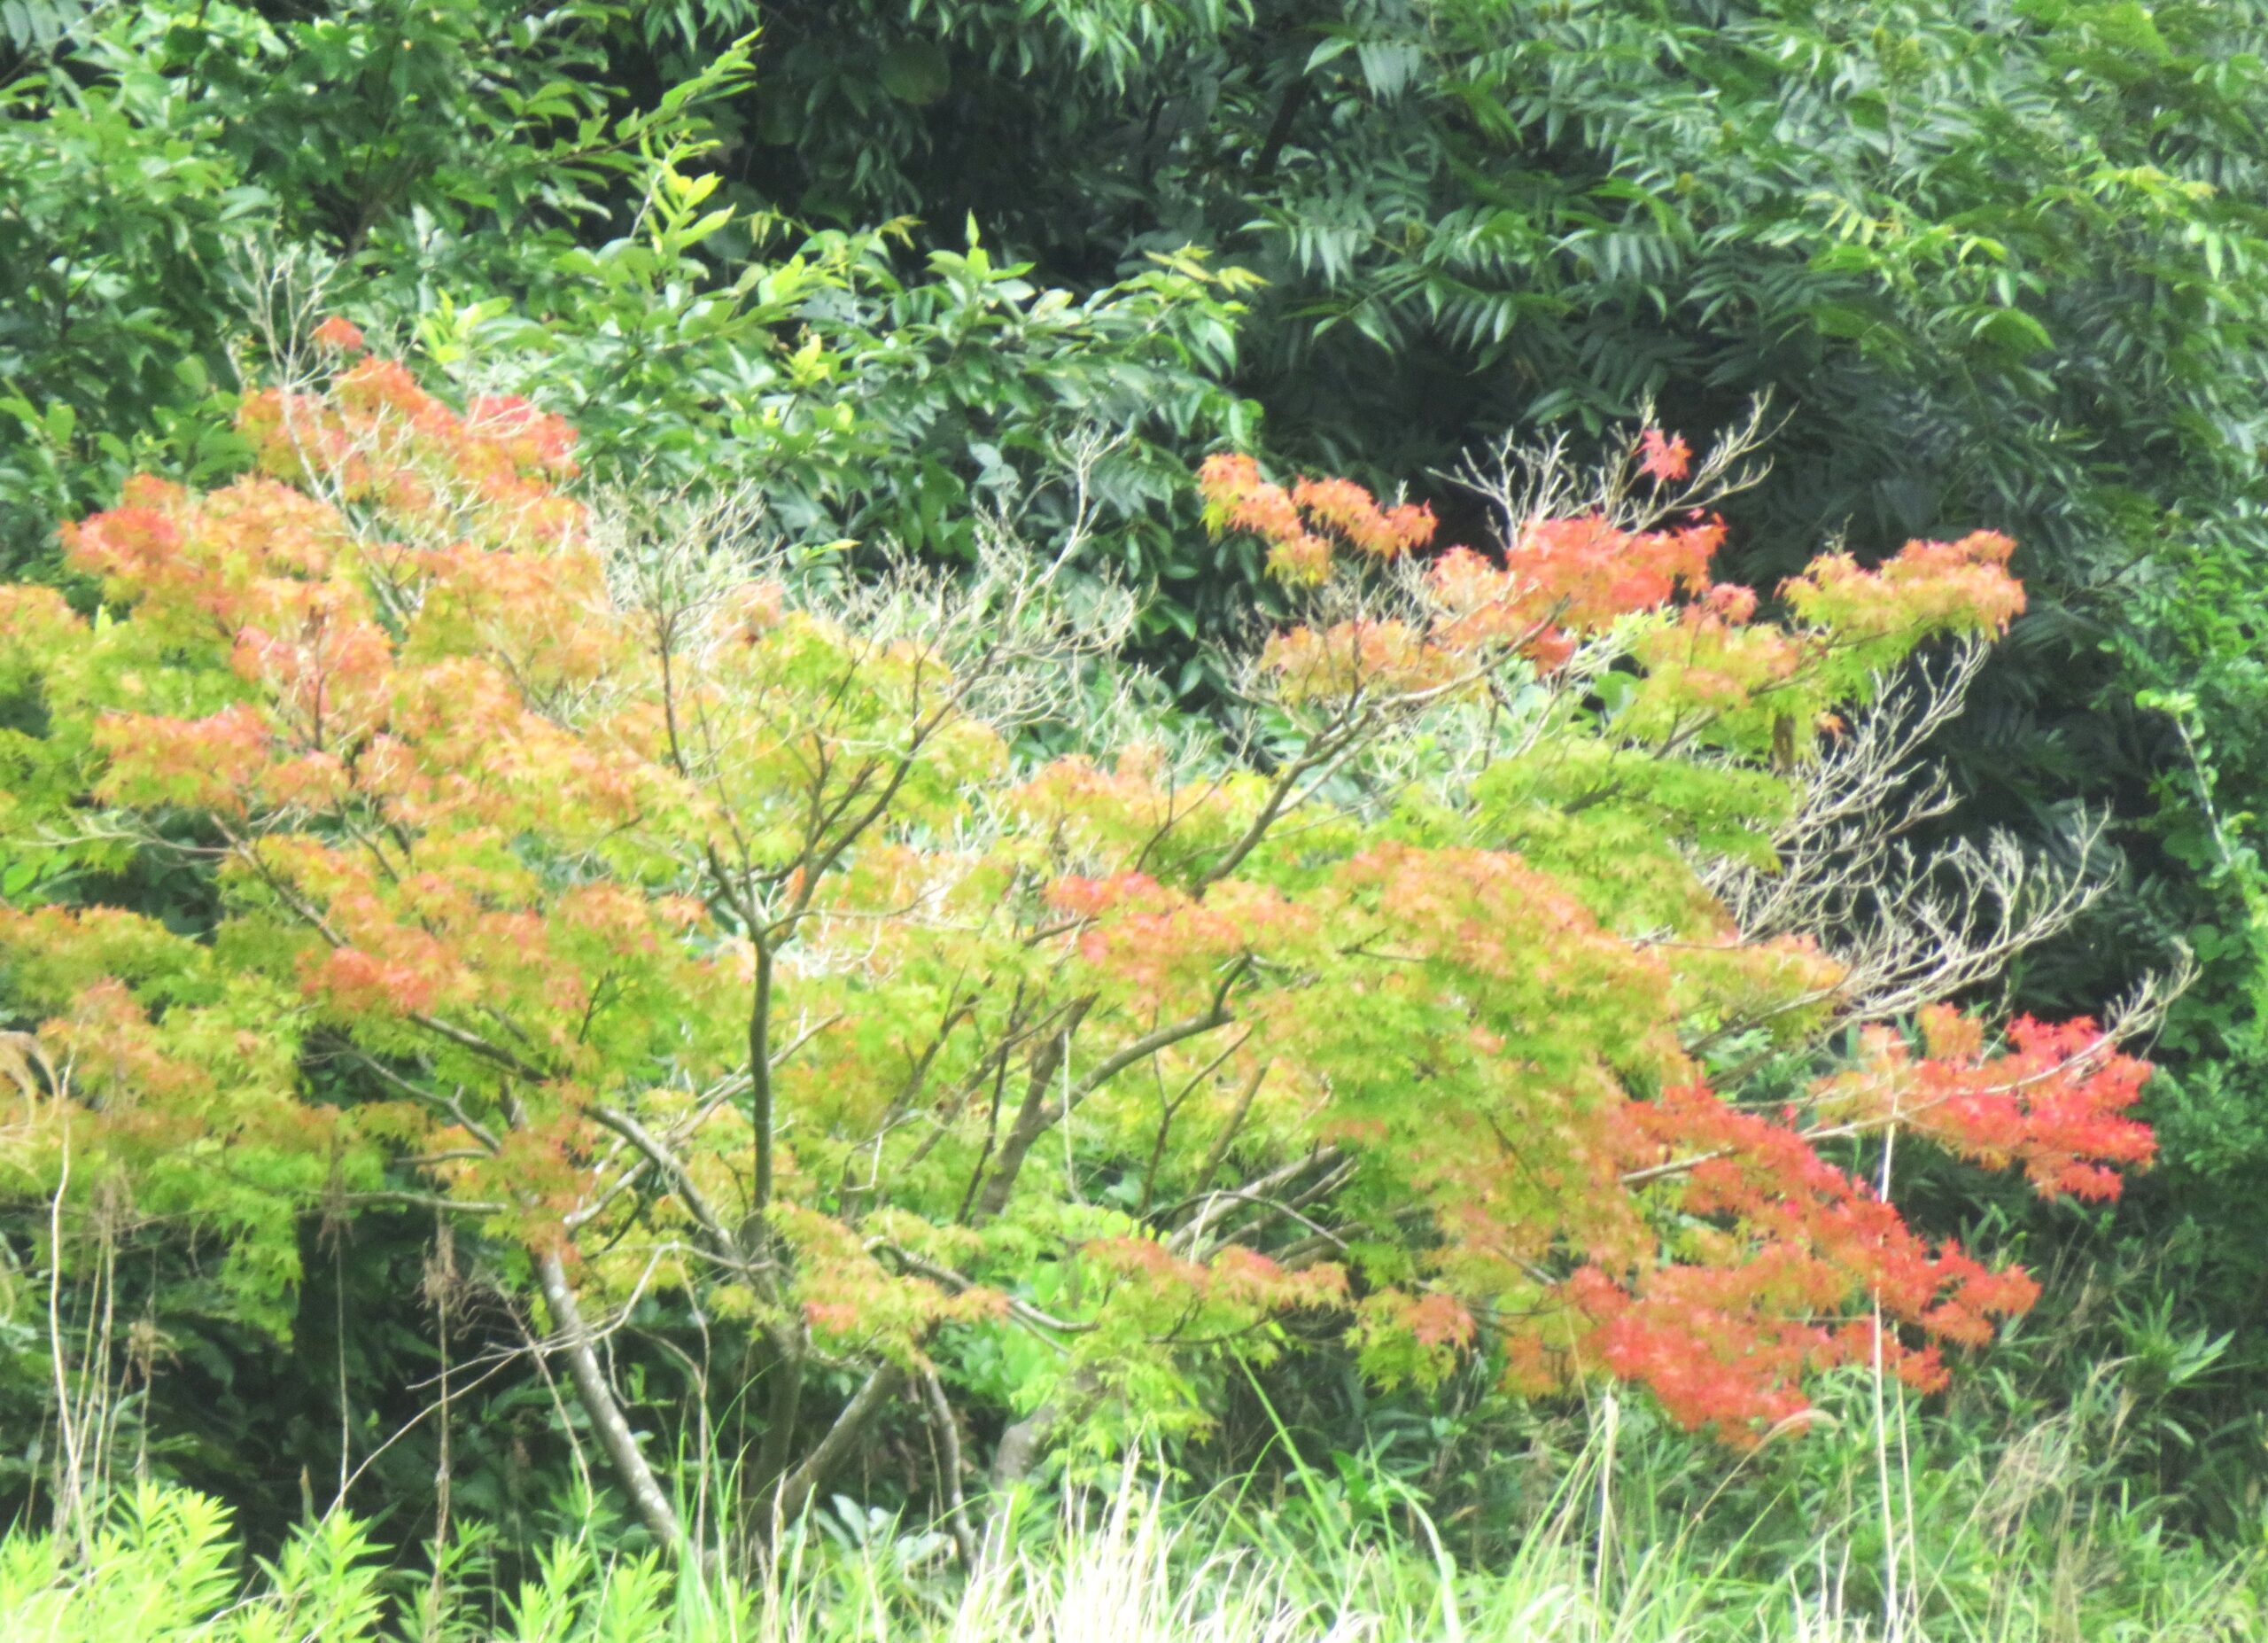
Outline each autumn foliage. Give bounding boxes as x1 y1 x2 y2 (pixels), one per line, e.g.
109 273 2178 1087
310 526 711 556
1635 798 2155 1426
0 348 2153 1546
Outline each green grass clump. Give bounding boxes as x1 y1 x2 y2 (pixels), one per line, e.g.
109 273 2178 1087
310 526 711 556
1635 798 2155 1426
4 1418 2259 1643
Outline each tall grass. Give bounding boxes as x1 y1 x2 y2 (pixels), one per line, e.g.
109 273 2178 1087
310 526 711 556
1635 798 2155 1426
4 1414 2259 1643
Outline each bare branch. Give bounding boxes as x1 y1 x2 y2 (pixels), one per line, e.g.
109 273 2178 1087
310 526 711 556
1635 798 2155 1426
1701 643 2118 1028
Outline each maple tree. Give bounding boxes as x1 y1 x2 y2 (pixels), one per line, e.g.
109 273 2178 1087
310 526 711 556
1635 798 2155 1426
0 340 2156 1557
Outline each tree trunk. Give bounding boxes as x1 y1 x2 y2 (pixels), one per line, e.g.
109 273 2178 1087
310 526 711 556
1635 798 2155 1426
533 1247 685 1555
769 1362 907 1537
989 1365 1100 1492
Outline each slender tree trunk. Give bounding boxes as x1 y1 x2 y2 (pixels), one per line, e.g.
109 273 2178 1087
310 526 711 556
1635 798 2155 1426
747 938 776 1228
742 1323 807 1539
769 1363 908 1535
533 1248 685 1554
989 1404 1056 1493
989 1365 1100 1492
920 1367 980 1566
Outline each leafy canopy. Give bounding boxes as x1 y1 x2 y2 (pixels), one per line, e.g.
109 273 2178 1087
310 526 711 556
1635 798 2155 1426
0 347 2151 1539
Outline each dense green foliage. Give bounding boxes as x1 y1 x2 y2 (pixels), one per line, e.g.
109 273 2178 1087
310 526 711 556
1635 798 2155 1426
5 0 2268 1627
740 0 2268 1137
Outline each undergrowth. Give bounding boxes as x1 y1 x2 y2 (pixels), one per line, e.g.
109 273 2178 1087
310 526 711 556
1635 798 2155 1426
4 1392 2258 1643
